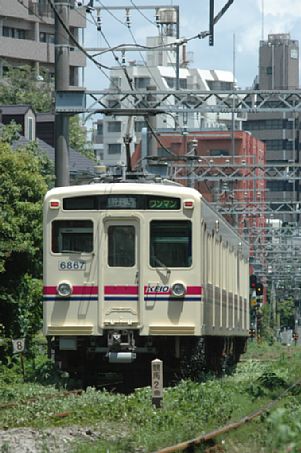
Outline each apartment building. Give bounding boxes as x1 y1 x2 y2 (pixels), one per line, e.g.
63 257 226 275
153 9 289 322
92 63 240 165
92 7 243 166
132 129 266 232
0 0 86 85
243 33 300 224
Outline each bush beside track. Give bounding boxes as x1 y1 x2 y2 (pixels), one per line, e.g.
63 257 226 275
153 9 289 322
1 341 301 452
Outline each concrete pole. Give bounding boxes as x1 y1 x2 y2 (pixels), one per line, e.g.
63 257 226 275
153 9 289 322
54 0 70 187
147 86 157 158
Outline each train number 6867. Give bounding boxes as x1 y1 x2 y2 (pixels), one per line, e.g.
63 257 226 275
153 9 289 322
58 260 86 270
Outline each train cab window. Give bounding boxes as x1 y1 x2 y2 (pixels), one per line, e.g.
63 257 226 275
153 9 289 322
52 220 93 253
108 225 135 267
150 221 192 268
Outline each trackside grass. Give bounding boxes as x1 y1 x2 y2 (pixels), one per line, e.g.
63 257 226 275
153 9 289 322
1 342 301 452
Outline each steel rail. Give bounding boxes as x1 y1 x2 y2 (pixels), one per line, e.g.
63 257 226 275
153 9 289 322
152 377 301 453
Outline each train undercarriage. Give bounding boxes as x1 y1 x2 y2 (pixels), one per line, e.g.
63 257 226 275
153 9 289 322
48 332 248 389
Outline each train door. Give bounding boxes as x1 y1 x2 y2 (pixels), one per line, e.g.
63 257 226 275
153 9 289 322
101 219 140 327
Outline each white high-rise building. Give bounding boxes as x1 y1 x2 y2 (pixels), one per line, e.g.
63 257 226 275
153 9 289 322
92 8 240 165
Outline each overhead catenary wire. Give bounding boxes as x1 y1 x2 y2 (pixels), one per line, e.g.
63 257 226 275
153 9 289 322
87 7 175 158
47 0 235 161
47 0 112 71
91 0 236 55
129 0 157 26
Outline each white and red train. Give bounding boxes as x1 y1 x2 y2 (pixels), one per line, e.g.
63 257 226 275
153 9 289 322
43 179 249 385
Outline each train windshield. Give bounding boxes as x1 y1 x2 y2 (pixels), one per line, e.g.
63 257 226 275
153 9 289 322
52 220 93 253
150 220 192 268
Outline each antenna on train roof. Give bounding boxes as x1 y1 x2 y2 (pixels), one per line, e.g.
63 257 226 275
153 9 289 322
92 163 182 185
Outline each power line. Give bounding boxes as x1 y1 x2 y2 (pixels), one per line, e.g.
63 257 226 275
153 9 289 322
129 0 157 26
87 10 174 157
47 0 112 71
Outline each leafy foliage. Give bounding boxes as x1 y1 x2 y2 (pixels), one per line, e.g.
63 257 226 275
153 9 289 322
0 121 22 144
277 298 295 329
0 65 94 158
266 406 301 452
69 115 95 160
0 138 49 341
0 66 53 112
1 343 301 452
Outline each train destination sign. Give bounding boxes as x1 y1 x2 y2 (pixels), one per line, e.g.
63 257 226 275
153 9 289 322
63 195 181 210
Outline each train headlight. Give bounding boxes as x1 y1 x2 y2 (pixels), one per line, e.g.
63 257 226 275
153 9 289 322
57 281 73 297
171 282 186 297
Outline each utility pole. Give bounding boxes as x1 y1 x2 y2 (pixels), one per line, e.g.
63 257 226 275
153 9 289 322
54 0 70 187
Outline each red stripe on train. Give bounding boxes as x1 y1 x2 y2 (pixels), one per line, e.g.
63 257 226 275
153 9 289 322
186 286 203 295
104 286 139 295
43 286 98 295
43 285 202 295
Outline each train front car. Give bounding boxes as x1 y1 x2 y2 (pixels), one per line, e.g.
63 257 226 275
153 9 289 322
43 181 249 386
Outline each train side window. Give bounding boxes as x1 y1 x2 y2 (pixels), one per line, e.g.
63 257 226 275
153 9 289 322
150 220 192 268
108 225 135 267
52 220 93 253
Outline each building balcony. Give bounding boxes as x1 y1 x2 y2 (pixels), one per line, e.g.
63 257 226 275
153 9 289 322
0 0 86 28
0 37 85 67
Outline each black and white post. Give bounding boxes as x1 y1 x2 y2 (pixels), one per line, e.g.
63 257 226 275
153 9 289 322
151 358 163 408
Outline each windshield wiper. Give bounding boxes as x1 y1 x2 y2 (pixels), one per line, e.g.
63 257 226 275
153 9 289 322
152 256 171 275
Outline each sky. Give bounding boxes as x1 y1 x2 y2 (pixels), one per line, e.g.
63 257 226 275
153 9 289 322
83 0 301 91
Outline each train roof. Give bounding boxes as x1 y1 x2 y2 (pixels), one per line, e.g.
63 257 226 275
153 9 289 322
44 181 202 199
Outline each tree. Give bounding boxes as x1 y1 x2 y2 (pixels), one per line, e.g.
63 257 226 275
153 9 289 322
69 115 94 159
277 298 295 329
0 65 95 159
0 132 50 343
0 65 53 112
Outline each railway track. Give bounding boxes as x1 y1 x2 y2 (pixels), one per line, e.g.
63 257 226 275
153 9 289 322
153 377 301 453
1 345 300 453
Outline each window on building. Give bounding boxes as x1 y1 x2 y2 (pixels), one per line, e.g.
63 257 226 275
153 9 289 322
134 77 151 89
110 77 121 89
284 140 294 150
108 143 121 154
263 140 284 150
32 0 54 17
209 149 230 156
164 77 187 89
266 119 283 129
164 77 175 88
107 121 121 133
267 181 294 192
180 79 187 89
134 120 147 132
3 27 26 39
243 119 284 130
266 66 273 74
27 117 34 141
96 123 103 134
39 32 55 43
207 81 233 90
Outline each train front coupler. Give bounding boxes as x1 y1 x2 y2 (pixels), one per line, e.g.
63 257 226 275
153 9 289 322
106 329 136 363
